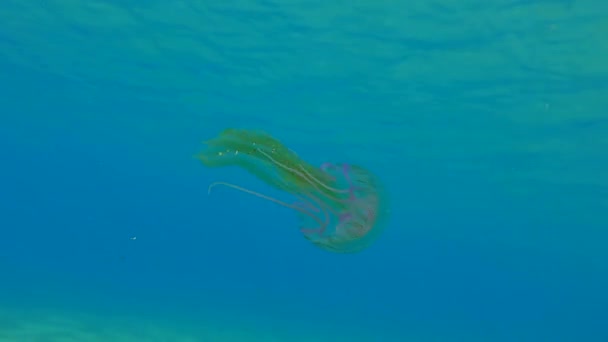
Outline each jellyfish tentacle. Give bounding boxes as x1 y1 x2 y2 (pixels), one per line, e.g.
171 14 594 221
319 162 333 171
298 165 350 194
340 164 357 200
257 149 351 204
292 200 320 213
289 192 331 236
320 162 364 200
296 190 340 217
208 181 327 231
298 191 332 235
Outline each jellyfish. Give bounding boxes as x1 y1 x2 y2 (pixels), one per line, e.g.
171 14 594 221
197 128 389 253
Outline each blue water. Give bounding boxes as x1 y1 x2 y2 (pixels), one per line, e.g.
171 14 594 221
1 1 607 341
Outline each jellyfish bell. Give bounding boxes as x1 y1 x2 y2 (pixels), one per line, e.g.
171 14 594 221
296 163 389 253
199 128 389 253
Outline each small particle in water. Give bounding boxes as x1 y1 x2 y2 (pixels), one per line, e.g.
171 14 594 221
130 236 137 241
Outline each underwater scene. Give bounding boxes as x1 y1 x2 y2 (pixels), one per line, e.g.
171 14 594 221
0 1 607 341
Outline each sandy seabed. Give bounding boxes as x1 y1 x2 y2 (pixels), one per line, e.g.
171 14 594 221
0 306 375 342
